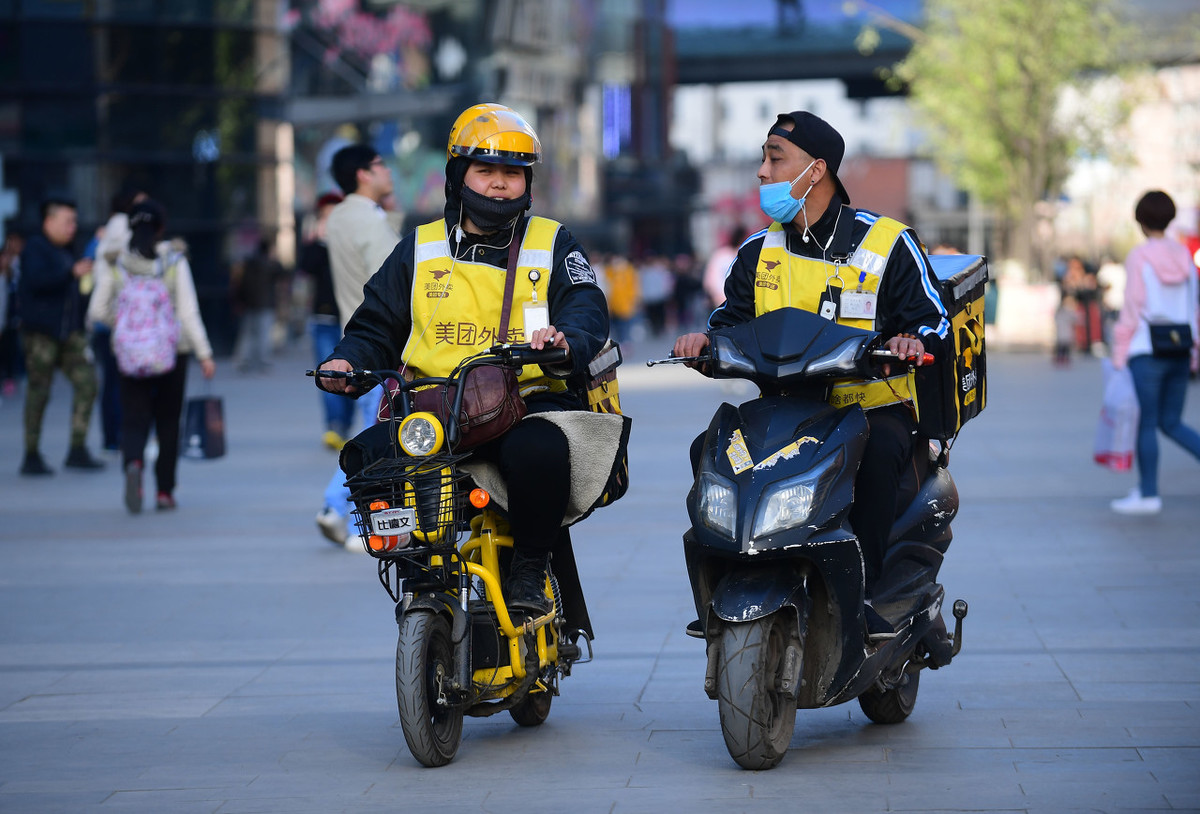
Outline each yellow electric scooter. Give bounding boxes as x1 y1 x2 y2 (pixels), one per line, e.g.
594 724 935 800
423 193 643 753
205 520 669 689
309 344 593 767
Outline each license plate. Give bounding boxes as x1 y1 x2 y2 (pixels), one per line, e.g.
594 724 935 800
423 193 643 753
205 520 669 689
370 507 416 536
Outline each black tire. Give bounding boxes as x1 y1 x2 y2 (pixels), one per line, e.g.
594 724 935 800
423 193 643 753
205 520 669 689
396 610 464 767
508 690 552 727
715 614 797 770
858 670 920 724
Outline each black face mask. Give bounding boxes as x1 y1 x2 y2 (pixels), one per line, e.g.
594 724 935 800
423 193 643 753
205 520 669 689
458 185 531 234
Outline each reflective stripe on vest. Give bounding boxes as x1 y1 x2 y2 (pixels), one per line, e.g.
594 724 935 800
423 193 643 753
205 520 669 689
754 217 915 409
404 217 567 396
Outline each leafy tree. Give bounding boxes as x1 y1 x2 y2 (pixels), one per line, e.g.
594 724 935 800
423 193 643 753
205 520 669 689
853 0 1134 278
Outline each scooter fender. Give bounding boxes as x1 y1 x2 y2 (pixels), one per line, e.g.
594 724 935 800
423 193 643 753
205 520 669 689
710 564 808 626
396 593 470 645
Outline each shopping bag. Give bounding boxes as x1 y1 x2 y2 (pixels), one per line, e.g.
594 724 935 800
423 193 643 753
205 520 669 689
183 395 226 459
1093 359 1137 471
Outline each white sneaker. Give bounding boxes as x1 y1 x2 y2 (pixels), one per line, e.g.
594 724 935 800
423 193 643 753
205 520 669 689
1110 489 1162 515
315 506 348 546
344 533 368 554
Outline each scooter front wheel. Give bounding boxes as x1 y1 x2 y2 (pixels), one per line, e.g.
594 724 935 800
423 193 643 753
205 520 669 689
396 610 464 767
715 614 797 770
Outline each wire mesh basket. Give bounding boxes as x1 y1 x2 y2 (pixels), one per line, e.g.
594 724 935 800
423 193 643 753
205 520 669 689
346 452 471 554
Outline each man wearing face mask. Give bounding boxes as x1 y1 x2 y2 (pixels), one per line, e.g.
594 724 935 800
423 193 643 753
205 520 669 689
674 111 949 640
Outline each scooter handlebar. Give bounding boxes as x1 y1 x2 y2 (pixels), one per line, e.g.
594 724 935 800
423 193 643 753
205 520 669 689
868 349 935 366
492 343 569 368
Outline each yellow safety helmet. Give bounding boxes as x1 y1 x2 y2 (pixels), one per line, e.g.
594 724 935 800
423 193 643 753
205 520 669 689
446 103 541 166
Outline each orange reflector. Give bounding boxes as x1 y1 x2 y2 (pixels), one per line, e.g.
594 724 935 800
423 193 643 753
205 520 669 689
368 535 386 551
369 500 390 511
469 488 490 508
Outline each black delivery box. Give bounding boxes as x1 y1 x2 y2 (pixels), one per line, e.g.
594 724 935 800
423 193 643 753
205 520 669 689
914 254 988 440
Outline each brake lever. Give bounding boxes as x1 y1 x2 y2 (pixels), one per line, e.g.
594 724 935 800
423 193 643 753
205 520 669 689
646 355 706 367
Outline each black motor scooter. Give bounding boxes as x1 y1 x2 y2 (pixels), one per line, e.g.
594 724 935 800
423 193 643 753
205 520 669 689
649 307 968 770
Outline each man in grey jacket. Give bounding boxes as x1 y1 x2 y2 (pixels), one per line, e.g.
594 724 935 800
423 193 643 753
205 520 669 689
315 144 399 548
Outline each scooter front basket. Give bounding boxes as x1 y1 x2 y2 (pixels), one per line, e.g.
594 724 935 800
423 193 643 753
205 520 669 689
346 452 471 555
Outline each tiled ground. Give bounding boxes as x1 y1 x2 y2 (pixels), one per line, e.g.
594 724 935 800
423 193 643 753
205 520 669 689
2 344 1198 813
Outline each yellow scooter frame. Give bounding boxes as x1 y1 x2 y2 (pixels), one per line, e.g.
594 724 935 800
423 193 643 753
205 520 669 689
460 510 558 696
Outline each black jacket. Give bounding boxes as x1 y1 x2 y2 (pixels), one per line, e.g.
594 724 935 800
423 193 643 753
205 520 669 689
16 233 85 340
329 215 609 389
710 198 949 351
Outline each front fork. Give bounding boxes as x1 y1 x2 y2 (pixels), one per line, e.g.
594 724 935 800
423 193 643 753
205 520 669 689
703 602 808 702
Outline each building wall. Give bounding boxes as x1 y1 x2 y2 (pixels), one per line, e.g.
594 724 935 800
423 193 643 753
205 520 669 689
0 1 289 353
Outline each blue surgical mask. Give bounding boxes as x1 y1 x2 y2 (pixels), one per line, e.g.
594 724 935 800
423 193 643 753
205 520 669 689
758 160 816 224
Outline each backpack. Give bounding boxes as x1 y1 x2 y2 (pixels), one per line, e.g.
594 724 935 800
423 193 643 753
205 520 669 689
111 256 180 377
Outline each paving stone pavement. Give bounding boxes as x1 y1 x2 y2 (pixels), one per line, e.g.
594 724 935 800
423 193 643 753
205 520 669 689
1 341 1198 814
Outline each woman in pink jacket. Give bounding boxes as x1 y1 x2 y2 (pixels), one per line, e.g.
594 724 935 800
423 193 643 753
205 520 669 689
1109 190 1200 515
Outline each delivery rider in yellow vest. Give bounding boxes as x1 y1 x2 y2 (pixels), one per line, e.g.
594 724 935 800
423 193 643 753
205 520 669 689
317 103 610 615
673 111 950 639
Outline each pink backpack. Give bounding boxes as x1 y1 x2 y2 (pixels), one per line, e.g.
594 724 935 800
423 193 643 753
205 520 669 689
112 257 180 377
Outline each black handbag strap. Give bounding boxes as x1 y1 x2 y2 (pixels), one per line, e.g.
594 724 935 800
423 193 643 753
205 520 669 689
498 218 526 343
829 205 856 263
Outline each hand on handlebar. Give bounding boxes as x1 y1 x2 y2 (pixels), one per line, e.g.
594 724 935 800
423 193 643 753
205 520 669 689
529 325 570 357
316 358 356 394
672 332 711 369
879 334 929 377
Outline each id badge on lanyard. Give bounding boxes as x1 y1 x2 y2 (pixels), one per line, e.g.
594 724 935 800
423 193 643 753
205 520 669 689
839 269 877 319
522 268 550 341
523 300 550 341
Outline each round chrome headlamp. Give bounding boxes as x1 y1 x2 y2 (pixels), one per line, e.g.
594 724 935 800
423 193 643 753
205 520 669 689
398 412 444 457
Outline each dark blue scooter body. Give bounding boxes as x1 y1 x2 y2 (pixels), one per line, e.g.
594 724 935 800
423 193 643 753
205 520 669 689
675 308 966 732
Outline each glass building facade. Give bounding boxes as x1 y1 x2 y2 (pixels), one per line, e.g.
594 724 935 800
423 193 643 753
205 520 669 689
0 0 289 352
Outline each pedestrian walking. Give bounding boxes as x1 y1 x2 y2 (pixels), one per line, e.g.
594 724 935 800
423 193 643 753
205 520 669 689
88 184 148 451
703 227 749 310
0 230 24 400
16 197 104 475
313 143 398 548
231 238 280 373
299 191 353 450
87 199 216 513
1109 190 1200 515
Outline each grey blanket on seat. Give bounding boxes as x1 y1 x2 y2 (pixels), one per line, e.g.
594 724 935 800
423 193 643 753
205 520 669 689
462 410 630 527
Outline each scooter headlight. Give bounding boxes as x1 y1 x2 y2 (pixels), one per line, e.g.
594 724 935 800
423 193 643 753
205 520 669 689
753 479 816 538
751 449 844 539
698 472 737 538
398 412 444 457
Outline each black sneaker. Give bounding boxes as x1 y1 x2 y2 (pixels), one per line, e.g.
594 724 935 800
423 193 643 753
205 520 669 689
19 451 54 477
64 446 105 470
864 604 896 643
685 619 704 639
505 550 552 615
124 461 143 514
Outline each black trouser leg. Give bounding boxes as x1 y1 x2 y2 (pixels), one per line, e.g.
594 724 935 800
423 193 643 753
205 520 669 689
849 404 916 595
152 358 188 496
474 417 571 555
119 374 155 469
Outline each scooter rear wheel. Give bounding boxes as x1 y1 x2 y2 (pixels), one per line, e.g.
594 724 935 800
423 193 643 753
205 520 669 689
508 689 552 727
396 610 464 767
715 614 797 770
858 670 920 724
